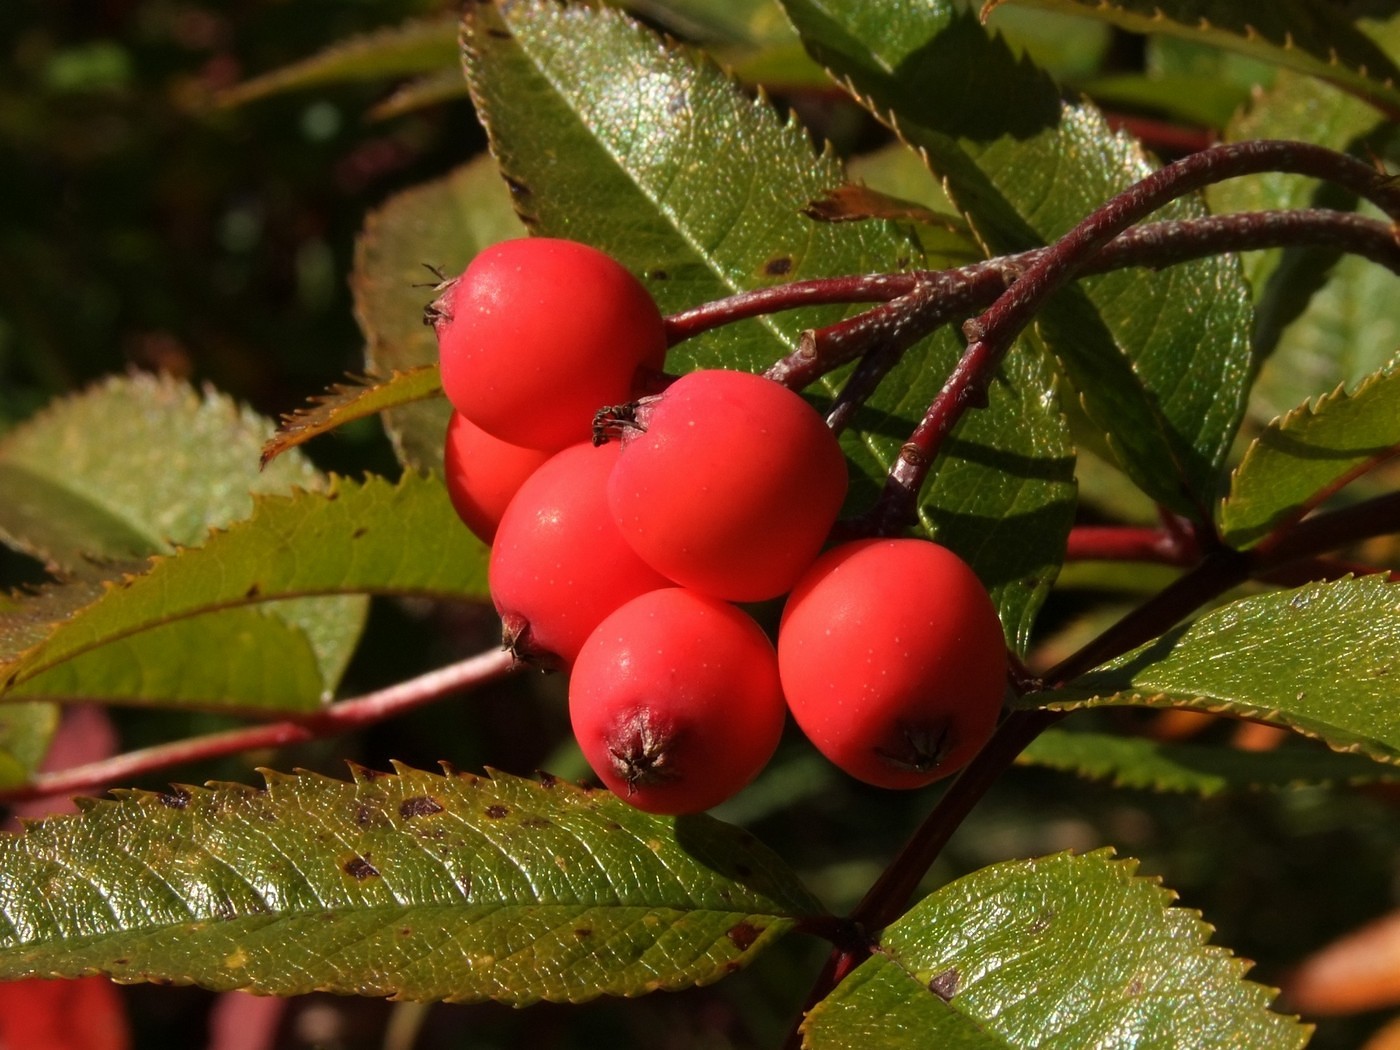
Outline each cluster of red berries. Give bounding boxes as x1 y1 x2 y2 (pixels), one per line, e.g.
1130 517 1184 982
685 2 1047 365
430 237 1009 814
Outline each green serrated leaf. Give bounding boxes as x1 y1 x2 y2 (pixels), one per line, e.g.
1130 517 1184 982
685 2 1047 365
1029 577 1400 763
353 156 526 472
779 0 1253 520
0 766 824 1003
802 851 1308 1048
1020 727 1400 797
462 0 1076 651
0 374 367 708
218 15 458 107
1220 359 1400 546
261 367 443 469
0 373 322 569
0 474 487 698
989 0 1400 118
1204 16 1399 377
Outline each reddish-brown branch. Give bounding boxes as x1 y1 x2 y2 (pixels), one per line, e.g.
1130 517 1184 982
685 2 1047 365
1064 525 1198 565
0 648 520 804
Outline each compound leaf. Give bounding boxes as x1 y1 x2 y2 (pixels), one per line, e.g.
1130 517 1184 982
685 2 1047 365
462 0 1075 652
1220 360 1400 547
1029 577 1400 764
0 766 822 1004
779 0 1253 520
802 851 1308 1048
0 474 488 699
353 155 525 472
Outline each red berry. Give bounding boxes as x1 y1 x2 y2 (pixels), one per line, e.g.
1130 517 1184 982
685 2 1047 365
569 588 787 814
778 538 1007 789
432 238 667 451
489 442 672 670
442 411 552 545
603 369 847 603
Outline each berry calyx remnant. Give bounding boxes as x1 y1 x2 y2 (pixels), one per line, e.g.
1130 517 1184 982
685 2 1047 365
431 237 667 451
568 588 787 814
603 368 848 603
778 538 1008 789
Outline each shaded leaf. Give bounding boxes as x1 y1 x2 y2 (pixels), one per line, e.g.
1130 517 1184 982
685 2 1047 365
353 156 525 472
462 0 1076 651
1029 577 1400 763
261 367 443 469
0 474 488 698
0 373 322 570
0 767 823 1004
369 69 473 121
779 0 1253 519
1020 727 1400 797
0 703 61 790
986 0 1400 118
0 374 367 712
1221 360 1400 547
218 15 458 107
802 850 1307 1048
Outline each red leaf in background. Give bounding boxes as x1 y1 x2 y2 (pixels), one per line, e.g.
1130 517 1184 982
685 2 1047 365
0 976 130 1050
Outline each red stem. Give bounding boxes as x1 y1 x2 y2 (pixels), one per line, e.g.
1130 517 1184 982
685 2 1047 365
0 648 520 803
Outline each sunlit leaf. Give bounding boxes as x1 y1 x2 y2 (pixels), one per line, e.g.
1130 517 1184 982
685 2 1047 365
0 767 823 1003
802 850 1307 1048
1028 577 1400 764
1220 359 1400 547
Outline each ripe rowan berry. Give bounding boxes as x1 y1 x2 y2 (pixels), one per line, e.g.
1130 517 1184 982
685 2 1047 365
569 588 787 814
601 369 847 603
442 410 552 545
430 237 668 451
489 441 672 670
778 538 1007 789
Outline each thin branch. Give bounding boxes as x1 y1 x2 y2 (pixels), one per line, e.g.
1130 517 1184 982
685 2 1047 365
0 648 520 803
873 143 1400 531
1064 525 1197 565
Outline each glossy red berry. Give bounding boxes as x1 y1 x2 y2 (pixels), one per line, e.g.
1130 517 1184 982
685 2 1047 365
442 411 552 545
778 538 1007 789
569 588 786 814
603 369 847 603
489 442 672 670
431 237 667 451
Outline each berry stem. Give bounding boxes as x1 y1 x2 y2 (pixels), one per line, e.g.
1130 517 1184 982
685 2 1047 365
0 648 519 803
872 143 1400 531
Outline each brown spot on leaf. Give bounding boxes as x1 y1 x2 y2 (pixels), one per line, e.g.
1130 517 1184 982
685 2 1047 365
343 856 380 880
929 967 959 1001
537 771 558 788
157 789 190 810
354 805 374 827
726 922 761 951
574 928 593 939
764 255 793 276
647 270 669 281
521 817 553 828
399 796 444 819
351 527 368 539
244 583 261 599
484 804 509 819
